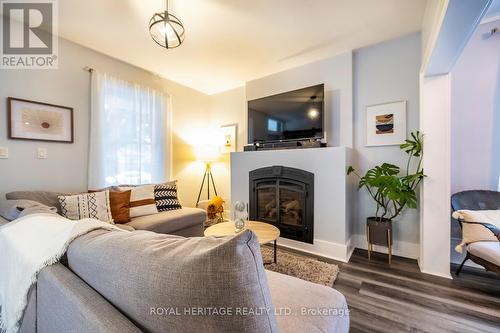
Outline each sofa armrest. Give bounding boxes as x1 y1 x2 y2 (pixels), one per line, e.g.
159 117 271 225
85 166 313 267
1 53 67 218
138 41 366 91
37 263 141 333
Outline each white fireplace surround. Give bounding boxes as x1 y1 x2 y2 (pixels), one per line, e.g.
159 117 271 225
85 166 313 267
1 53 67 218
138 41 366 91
231 147 354 262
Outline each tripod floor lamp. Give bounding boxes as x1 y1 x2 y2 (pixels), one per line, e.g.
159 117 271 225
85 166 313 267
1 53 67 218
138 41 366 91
196 162 218 207
195 146 220 207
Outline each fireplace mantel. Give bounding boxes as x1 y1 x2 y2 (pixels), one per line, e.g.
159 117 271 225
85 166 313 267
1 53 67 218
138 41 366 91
231 147 354 262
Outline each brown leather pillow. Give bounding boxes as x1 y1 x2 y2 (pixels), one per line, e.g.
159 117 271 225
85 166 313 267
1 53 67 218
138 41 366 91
89 189 131 224
109 190 131 224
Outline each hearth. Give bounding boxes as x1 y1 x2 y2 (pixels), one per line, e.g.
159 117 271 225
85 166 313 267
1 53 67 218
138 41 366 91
249 166 314 244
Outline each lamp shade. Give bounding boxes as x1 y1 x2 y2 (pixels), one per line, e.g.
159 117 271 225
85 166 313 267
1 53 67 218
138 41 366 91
195 145 221 163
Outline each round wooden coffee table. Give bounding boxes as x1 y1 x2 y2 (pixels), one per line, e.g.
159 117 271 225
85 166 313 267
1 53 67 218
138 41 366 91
204 221 280 263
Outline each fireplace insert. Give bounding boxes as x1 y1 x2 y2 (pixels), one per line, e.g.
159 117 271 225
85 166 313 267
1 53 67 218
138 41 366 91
249 166 314 244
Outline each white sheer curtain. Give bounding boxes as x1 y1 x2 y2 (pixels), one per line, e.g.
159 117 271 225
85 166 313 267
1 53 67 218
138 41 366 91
88 71 170 189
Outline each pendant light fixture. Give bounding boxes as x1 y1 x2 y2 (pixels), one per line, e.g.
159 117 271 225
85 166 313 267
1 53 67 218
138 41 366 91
149 0 185 49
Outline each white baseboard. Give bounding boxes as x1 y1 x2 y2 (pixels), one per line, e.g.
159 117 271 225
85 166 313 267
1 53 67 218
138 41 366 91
277 237 351 262
351 234 419 259
420 269 452 279
277 235 419 263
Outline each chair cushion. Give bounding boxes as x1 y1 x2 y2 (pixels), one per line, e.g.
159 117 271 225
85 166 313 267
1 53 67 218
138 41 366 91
67 229 278 333
126 208 206 234
265 270 349 333
467 242 500 266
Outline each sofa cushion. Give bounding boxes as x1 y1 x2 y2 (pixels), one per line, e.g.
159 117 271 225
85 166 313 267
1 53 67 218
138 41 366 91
67 229 278 333
109 190 132 224
118 185 158 218
126 207 206 234
18 205 58 218
0 199 57 221
114 224 135 232
6 191 72 214
154 184 182 212
467 242 500 266
0 200 25 221
265 270 349 333
58 191 113 223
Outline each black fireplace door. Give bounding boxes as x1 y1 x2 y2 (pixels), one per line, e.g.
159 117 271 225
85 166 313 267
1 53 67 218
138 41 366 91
249 166 314 244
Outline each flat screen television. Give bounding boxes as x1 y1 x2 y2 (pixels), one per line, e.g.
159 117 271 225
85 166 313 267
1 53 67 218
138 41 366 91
248 84 324 144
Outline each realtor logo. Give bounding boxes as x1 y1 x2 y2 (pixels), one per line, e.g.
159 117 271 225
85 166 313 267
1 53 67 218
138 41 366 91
1 0 58 69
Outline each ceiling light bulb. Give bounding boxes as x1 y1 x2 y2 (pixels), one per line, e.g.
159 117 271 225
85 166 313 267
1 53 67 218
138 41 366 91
308 108 319 120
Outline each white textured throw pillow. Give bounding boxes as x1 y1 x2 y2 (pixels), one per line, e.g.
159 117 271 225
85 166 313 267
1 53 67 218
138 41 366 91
58 191 113 223
452 210 500 253
118 185 158 218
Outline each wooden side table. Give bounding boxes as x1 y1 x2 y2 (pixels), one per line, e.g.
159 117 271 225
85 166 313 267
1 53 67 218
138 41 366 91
204 220 280 263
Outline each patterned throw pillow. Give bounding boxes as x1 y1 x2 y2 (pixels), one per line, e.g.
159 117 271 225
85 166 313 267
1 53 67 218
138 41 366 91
58 191 113 223
118 185 158 218
154 184 182 212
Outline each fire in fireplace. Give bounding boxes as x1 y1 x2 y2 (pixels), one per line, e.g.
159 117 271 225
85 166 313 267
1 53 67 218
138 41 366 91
249 166 314 244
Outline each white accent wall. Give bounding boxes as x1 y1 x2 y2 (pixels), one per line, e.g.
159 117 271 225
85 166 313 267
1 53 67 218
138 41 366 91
231 147 354 262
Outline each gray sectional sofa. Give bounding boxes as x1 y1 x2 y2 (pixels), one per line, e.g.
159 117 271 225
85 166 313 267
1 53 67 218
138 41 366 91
16 229 349 333
2 191 350 332
5 191 206 237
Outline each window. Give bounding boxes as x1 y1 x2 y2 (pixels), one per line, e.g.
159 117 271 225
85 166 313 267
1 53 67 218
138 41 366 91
268 118 280 132
88 72 170 189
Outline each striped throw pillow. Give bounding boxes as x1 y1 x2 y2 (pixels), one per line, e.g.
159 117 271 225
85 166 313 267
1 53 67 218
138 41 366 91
118 185 158 218
155 184 182 212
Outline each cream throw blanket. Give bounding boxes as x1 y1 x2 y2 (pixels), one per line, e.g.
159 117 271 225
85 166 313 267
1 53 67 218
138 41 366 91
0 213 120 333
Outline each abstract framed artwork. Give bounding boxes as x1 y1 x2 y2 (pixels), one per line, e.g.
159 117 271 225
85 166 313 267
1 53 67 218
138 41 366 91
8 97 74 143
220 123 237 154
365 101 406 147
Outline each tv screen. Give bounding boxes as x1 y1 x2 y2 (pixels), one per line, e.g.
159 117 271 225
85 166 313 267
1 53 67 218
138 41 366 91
248 84 324 144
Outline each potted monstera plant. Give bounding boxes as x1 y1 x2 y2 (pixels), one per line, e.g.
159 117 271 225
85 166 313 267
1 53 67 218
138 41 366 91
347 131 425 260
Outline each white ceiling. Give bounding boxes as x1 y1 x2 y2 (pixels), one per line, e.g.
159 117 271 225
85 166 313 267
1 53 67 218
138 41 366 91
59 0 427 95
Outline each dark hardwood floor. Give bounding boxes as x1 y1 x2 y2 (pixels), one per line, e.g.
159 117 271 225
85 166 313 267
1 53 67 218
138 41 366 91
332 249 500 333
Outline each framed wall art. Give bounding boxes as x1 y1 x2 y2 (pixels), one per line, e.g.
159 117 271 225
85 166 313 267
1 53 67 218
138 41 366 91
365 101 406 147
220 123 237 154
8 97 74 143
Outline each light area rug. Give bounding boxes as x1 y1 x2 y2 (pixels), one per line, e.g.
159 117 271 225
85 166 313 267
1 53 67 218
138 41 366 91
261 246 339 287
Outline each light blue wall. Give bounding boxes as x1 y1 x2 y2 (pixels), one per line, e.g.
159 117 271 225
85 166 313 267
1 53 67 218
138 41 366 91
353 33 421 258
451 19 500 195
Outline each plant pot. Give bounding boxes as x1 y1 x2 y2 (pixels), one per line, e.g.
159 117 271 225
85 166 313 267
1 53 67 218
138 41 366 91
366 217 393 264
367 217 392 246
